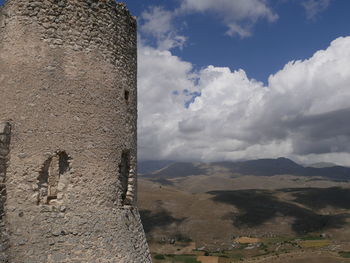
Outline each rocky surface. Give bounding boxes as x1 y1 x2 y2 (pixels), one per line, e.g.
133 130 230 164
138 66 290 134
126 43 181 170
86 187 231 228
0 122 10 263
0 0 150 262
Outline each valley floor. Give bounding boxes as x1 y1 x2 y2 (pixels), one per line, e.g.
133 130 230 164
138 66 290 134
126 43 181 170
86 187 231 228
138 166 350 262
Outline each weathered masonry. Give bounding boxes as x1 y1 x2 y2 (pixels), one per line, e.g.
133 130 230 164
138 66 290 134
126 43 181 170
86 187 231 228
0 0 151 262
0 123 11 262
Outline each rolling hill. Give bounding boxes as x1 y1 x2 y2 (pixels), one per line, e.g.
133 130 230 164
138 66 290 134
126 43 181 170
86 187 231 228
139 157 350 182
138 159 350 262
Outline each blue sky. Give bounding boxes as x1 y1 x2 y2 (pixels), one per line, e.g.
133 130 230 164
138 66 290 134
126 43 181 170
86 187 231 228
132 0 350 165
124 0 350 84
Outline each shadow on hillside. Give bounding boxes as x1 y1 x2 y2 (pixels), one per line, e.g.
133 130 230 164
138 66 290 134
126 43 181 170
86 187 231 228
209 189 349 234
286 187 350 210
140 208 186 234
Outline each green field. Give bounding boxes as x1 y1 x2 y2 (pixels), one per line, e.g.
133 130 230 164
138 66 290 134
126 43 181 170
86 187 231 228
339 251 350 258
153 254 200 263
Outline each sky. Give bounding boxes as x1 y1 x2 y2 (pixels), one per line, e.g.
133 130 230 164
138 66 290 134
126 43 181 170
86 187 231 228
1 0 350 166
125 0 350 166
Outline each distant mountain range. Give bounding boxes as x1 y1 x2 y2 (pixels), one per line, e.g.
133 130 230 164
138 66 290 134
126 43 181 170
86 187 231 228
138 160 174 174
139 157 350 182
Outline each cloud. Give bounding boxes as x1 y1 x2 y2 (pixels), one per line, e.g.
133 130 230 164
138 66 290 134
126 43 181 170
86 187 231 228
179 0 278 38
226 24 252 38
138 45 199 160
140 6 186 50
302 0 332 20
139 0 278 43
138 37 350 166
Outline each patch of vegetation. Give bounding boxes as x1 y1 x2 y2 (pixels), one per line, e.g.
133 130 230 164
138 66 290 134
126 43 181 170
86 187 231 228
259 243 268 249
210 252 229 258
339 251 350 258
300 235 325 241
237 243 249 249
165 255 200 263
154 254 165 260
213 251 244 261
264 236 294 244
252 251 271 257
174 233 193 243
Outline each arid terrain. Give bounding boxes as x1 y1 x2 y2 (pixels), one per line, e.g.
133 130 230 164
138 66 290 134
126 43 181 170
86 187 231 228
138 159 350 262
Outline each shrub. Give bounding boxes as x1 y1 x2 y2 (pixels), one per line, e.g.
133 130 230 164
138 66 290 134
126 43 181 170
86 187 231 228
339 251 350 258
154 254 165 260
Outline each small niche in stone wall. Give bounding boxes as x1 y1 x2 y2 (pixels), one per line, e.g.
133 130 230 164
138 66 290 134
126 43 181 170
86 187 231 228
118 150 130 204
118 150 136 206
124 90 130 102
37 151 71 205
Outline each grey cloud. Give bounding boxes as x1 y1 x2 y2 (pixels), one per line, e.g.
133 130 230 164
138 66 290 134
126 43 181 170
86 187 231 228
243 106 350 155
138 35 350 165
178 118 206 134
288 107 350 154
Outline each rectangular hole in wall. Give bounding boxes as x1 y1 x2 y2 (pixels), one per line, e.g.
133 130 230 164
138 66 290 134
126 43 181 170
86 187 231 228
119 150 130 204
37 151 70 205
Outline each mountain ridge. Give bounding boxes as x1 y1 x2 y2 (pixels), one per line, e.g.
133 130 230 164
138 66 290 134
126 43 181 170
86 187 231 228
139 157 350 182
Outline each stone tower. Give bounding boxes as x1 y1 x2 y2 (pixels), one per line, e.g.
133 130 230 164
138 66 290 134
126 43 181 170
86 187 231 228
0 0 151 262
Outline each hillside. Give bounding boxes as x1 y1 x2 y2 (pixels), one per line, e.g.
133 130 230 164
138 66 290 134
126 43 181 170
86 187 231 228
139 179 350 244
138 159 350 262
140 158 350 182
138 160 174 174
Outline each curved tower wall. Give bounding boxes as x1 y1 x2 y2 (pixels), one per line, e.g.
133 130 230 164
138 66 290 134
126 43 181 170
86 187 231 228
0 0 151 262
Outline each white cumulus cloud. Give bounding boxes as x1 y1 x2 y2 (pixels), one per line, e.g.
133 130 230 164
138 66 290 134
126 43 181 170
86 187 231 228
139 0 278 47
179 0 278 37
140 6 186 50
138 37 350 166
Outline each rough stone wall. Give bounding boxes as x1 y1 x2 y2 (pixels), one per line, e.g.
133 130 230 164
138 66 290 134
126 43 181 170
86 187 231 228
0 123 11 263
0 0 151 262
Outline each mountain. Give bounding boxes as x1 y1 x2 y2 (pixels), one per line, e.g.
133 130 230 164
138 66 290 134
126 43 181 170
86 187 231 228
140 157 350 182
138 158 350 260
213 157 304 177
143 162 206 178
138 160 174 174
